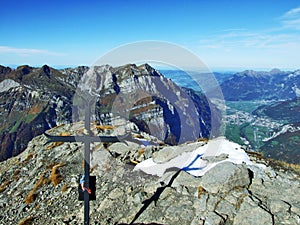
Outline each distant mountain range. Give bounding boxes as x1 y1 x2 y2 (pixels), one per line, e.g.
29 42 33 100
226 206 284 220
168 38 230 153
216 69 300 101
160 68 300 101
0 64 220 162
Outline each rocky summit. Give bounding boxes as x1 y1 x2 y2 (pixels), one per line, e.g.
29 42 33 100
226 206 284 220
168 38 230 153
0 123 299 225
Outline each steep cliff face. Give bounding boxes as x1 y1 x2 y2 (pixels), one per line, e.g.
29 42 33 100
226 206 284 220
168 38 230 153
76 64 220 145
0 64 220 161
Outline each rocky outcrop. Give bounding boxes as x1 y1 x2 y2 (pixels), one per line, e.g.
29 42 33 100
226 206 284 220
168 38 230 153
0 65 12 79
0 124 299 225
199 161 250 194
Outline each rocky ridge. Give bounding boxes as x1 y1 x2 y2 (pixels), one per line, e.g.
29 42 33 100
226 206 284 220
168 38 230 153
0 124 299 225
0 64 219 161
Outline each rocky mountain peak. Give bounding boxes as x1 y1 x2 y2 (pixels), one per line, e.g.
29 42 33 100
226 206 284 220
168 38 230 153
40 64 51 77
111 63 161 79
236 70 267 78
0 65 12 78
269 68 283 75
16 65 33 75
9 65 34 82
235 68 288 79
139 63 161 76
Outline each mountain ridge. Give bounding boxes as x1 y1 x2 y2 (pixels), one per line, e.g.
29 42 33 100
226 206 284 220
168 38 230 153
214 69 300 101
0 64 219 162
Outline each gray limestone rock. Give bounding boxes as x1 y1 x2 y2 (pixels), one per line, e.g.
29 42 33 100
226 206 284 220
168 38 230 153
152 142 205 163
199 161 250 194
152 146 183 163
233 197 273 225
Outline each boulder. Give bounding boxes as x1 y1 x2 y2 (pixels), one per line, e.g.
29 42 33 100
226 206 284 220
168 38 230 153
199 161 250 194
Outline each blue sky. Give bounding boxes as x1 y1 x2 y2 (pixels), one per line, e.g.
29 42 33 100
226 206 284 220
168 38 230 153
1 0 300 70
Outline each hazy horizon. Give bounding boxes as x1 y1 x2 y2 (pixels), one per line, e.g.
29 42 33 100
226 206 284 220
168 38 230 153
1 63 298 74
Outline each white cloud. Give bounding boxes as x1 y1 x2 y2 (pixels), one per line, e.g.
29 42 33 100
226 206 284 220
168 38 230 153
197 30 294 50
282 6 300 18
282 18 300 30
281 6 300 30
195 6 300 56
191 26 300 70
0 46 65 57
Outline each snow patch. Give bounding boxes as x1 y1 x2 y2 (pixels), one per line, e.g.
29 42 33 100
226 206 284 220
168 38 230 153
0 79 20 93
292 85 300 97
134 137 252 177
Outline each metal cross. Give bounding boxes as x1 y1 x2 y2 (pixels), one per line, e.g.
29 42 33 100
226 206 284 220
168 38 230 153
45 100 128 225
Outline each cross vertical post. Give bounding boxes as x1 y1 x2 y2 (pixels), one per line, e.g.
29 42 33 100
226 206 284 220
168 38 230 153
84 101 91 225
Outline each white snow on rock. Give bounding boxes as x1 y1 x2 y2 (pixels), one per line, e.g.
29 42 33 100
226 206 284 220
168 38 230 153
0 79 20 93
292 85 300 97
134 137 252 177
